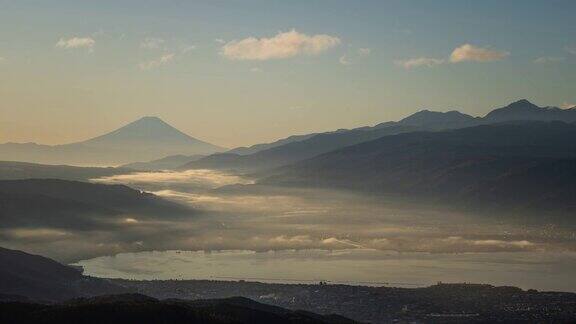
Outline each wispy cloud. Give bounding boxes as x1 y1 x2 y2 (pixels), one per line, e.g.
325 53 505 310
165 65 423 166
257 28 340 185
0 56 6 64
358 48 371 56
181 45 196 54
395 57 444 69
566 45 576 55
138 53 175 70
450 44 509 63
533 56 564 64
140 37 165 50
339 55 351 65
339 47 371 65
56 37 95 50
214 38 226 44
221 30 340 60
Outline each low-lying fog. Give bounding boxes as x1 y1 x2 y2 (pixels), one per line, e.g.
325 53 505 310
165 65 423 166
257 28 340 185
6 169 576 291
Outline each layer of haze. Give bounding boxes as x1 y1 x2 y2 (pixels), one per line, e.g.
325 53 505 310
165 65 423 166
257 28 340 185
1 0 576 147
3 168 575 291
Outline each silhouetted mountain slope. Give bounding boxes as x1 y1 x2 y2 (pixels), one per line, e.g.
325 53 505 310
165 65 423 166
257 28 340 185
0 161 131 181
398 109 479 128
120 154 205 171
0 294 357 324
183 124 419 172
263 122 576 212
0 117 223 165
0 179 192 229
228 133 319 155
185 99 576 174
485 99 576 122
0 247 125 302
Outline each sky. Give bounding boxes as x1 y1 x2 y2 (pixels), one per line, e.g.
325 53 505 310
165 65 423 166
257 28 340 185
0 0 575 148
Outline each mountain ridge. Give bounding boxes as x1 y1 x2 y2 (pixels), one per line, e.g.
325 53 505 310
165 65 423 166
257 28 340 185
261 121 576 214
183 99 576 173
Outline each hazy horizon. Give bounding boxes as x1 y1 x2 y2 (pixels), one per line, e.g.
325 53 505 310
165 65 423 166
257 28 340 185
1 0 575 148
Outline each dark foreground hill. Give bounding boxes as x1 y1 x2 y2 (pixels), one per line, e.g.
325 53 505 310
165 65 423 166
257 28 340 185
0 247 355 323
118 279 576 324
0 294 356 324
0 179 192 231
0 247 126 302
0 161 131 181
263 121 576 214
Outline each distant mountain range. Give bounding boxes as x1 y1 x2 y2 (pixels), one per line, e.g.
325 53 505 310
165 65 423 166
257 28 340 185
0 117 224 166
2 99 574 170
485 99 576 122
262 121 576 214
120 154 205 171
184 99 576 173
182 124 418 173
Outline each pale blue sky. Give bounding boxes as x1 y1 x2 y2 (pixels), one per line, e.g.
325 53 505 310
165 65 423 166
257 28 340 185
0 0 575 147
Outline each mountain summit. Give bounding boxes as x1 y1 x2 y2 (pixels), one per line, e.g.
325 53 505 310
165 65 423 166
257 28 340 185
485 99 576 122
0 117 224 165
81 116 220 150
399 109 478 129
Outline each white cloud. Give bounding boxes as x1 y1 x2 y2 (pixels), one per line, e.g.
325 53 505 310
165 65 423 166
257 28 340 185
140 37 165 50
339 47 371 65
533 56 564 64
358 48 371 56
181 45 196 54
92 29 105 37
214 38 226 44
139 53 175 70
56 37 95 50
221 30 340 60
339 55 351 65
566 45 576 55
450 44 509 63
123 218 140 224
394 57 444 69
250 67 263 73
0 57 6 64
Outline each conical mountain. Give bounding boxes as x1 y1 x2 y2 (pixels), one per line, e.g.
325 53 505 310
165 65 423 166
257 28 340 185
58 116 224 165
81 116 221 151
0 117 224 166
